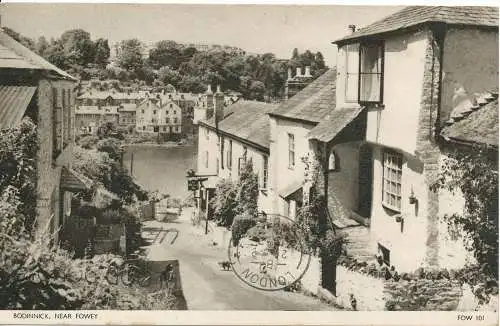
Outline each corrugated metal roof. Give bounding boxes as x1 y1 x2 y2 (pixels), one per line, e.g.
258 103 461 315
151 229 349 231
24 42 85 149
0 85 37 130
307 106 365 142
0 29 77 81
200 100 278 150
335 6 499 44
270 69 336 124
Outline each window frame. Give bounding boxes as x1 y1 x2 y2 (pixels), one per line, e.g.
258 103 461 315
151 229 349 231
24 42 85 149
382 150 403 212
344 41 385 105
227 140 233 170
262 155 269 189
288 133 295 169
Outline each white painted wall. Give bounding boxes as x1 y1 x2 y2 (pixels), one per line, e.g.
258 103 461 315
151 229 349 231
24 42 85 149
197 125 218 176
370 146 429 272
336 30 428 154
269 116 315 219
218 135 272 214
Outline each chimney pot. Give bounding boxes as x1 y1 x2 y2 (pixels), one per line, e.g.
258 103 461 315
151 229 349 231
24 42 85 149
348 24 356 34
206 84 213 94
304 66 311 77
287 67 292 80
296 67 302 77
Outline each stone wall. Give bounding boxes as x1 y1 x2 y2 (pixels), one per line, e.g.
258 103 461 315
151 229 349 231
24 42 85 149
336 265 386 310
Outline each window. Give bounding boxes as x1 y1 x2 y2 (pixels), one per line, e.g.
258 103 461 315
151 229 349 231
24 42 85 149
153 110 157 114
288 133 295 169
163 126 167 132
382 152 402 211
227 140 232 170
220 136 224 169
360 42 384 103
344 42 384 104
204 151 209 168
205 128 209 140
52 87 63 159
328 150 339 171
141 109 145 114
174 118 178 124
166 117 170 123
345 43 360 103
170 104 173 108
262 155 269 188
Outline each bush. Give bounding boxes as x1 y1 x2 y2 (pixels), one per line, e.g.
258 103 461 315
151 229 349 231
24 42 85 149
231 213 257 246
210 179 238 228
78 135 100 149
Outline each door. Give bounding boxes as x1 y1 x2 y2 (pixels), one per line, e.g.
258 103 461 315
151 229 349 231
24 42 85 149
358 144 373 218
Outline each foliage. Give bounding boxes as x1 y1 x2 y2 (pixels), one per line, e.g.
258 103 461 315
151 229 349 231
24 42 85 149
295 187 329 252
231 213 257 246
210 179 238 229
431 145 498 280
0 118 38 232
235 160 259 217
115 39 145 73
77 135 100 149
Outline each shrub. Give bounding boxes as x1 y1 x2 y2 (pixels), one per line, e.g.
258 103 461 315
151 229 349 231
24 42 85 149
235 160 259 216
210 179 238 228
231 213 257 246
78 135 99 149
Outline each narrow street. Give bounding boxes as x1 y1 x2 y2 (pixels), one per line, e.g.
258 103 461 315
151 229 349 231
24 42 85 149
142 209 335 310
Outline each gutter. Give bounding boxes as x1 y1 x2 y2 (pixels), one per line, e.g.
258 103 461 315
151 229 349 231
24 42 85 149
198 121 270 154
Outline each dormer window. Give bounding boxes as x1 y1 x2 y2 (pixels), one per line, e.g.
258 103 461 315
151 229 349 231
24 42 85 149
345 42 384 104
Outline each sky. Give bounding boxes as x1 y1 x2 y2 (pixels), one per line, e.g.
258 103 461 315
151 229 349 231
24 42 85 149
1 4 406 66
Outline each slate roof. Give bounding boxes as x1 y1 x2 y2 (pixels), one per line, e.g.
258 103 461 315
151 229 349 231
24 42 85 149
0 86 37 130
200 100 278 150
0 29 76 80
335 6 499 44
441 90 498 147
270 69 336 124
307 106 364 142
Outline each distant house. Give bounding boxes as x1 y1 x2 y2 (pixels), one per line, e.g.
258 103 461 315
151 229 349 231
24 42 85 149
136 95 183 141
268 69 338 221
118 103 138 130
0 28 87 241
307 5 499 272
197 94 277 215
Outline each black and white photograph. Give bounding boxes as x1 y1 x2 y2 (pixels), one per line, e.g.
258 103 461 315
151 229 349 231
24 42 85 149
0 1 498 324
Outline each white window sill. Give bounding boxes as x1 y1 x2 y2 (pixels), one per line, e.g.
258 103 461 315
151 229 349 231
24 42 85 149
381 202 401 214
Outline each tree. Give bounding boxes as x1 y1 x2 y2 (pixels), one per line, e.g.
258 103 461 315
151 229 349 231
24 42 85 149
158 66 181 88
35 36 49 57
60 29 95 67
292 48 299 60
235 160 259 217
148 40 182 70
94 38 111 67
210 179 238 228
115 39 144 73
431 145 498 280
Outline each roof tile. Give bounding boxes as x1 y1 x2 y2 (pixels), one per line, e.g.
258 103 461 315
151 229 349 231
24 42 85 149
335 6 499 43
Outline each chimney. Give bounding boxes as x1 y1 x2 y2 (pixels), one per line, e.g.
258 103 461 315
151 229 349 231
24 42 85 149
304 66 312 77
348 24 356 34
214 85 225 125
287 67 293 81
206 84 214 119
296 67 302 77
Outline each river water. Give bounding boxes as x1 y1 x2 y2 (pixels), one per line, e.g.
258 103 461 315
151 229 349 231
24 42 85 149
123 143 197 200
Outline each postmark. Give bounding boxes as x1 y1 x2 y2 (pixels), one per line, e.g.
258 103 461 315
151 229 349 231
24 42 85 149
227 214 312 291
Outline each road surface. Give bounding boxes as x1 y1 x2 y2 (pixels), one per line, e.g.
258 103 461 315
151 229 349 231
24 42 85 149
142 210 336 310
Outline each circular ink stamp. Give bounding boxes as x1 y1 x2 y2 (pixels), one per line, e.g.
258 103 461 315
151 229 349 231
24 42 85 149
227 214 312 291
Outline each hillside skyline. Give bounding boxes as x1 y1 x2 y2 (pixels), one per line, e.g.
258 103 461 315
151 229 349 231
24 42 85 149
1 4 406 66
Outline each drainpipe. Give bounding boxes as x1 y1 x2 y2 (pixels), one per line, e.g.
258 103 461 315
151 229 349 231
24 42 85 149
432 23 446 141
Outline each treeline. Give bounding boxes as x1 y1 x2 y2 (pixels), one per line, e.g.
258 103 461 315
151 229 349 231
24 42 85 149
4 27 327 100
